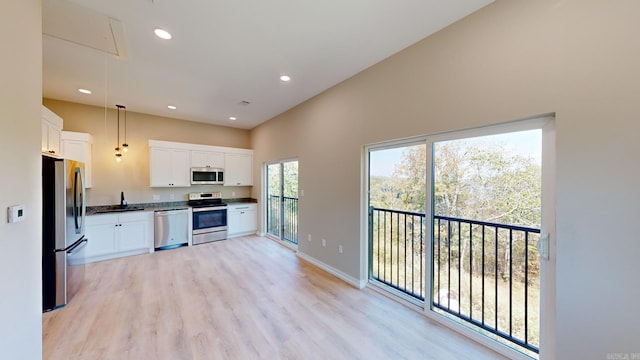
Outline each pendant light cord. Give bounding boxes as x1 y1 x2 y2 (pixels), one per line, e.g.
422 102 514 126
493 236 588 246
116 105 120 151
123 106 127 148
104 37 108 145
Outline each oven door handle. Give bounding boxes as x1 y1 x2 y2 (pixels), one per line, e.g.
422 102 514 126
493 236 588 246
193 206 227 212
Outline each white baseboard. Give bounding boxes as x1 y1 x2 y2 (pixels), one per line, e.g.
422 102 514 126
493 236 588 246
296 251 366 289
228 230 258 239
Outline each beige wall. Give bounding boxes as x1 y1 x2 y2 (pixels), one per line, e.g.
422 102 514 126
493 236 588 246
0 1 43 358
43 99 252 206
251 0 640 358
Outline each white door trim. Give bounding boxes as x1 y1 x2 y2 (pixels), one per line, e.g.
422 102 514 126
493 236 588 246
538 117 556 360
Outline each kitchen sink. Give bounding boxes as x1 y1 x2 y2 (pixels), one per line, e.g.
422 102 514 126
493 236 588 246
94 206 146 213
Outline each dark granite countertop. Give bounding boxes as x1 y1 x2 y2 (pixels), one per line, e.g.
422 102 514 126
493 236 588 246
86 198 258 215
223 197 258 204
86 201 189 215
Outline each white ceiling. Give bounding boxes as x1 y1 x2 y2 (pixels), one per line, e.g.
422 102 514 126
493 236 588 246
43 0 493 130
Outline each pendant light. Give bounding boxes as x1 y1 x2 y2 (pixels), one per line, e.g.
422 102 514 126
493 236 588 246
115 104 125 162
121 105 129 152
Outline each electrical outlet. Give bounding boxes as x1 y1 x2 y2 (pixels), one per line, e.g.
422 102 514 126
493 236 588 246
308 234 312 242
300 189 304 197
322 239 326 247
232 191 236 197
153 194 160 201
338 245 343 254
169 194 175 200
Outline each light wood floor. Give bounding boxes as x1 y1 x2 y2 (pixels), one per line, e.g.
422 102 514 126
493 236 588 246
43 235 505 360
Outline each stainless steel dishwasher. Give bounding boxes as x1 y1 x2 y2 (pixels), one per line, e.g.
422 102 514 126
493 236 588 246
154 208 189 250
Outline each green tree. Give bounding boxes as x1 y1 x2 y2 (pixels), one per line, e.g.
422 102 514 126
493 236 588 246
392 145 427 212
389 141 541 227
268 161 298 198
369 175 405 210
283 161 298 198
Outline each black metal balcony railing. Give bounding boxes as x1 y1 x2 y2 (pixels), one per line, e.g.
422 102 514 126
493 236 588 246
369 207 425 299
267 195 298 244
369 206 540 355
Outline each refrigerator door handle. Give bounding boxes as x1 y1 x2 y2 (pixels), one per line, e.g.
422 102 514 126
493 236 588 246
73 167 85 233
67 238 88 255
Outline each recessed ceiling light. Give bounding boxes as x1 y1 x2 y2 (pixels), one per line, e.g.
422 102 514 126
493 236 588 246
78 88 92 94
167 105 177 110
280 75 291 82
154 28 172 40
229 117 237 121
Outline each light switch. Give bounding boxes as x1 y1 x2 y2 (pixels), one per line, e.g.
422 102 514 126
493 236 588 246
7 205 25 223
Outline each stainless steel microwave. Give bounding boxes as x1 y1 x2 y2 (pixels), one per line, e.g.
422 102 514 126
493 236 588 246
191 167 224 185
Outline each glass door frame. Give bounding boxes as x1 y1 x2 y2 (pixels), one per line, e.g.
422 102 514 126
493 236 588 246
265 158 299 246
423 116 555 360
361 115 556 360
364 137 427 306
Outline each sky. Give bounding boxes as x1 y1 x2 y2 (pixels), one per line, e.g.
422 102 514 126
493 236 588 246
369 129 541 177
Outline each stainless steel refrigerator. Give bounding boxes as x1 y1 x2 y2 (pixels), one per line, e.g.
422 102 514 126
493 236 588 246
42 154 88 312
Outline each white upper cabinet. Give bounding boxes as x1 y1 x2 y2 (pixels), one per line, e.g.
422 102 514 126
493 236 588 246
41 105 63 156
191 150 224 168
224 153 253 186
149 147 191 187
61 131 93 188
148 140 253 187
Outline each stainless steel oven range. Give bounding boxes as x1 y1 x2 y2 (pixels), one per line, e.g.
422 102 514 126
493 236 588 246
189 192 227 244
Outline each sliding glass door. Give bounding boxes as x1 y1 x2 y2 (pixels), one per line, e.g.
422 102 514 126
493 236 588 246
366 117 554 359
266 160 299 245
428 127 543 358
368 142 426 300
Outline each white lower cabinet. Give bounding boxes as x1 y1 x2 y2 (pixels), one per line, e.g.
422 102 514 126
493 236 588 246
227 203 257 238
85 211 153 263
